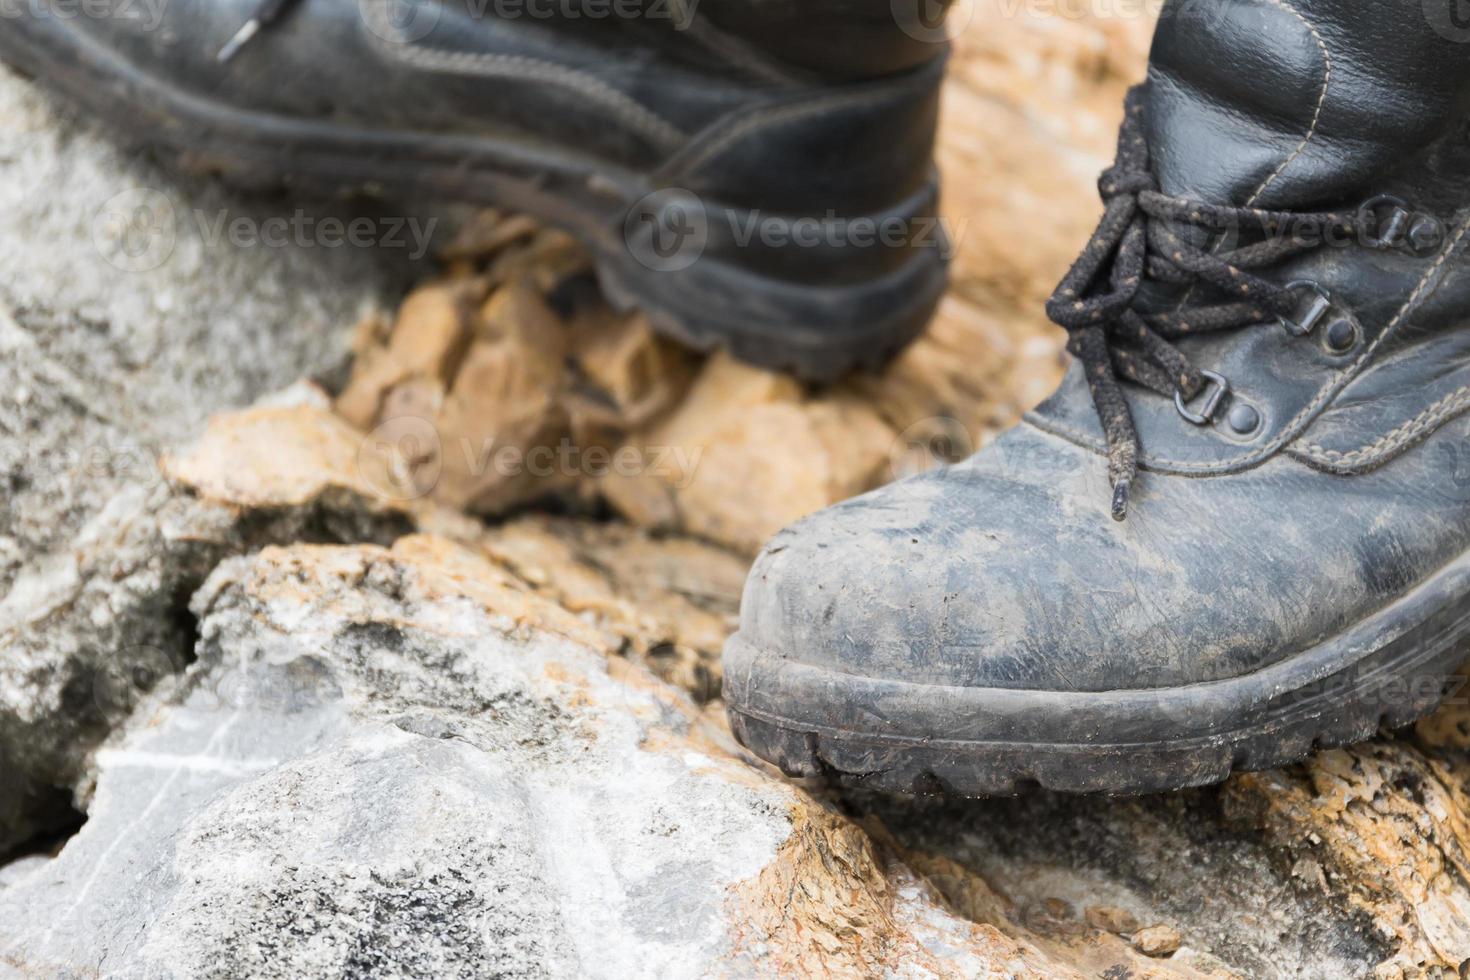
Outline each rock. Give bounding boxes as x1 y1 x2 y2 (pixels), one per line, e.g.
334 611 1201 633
0 58 443 858
0 425 421 860
10 2 1470 977
1086 905 1142 936
0 397 1279 978
1134 925 1185 958
0 536 1088 977
0 63 439 590
1219 731 1470 977
333 229 698 520
599 355 896 556
163 399 744 700
324 0 1151 555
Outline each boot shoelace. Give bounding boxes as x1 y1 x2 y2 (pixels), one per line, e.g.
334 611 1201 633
218 0 305 62
1045 85 1382 522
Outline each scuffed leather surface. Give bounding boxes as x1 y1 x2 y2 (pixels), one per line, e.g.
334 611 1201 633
657 57 945 215
1289 253 1470 465
736 0 1470 701
740 419 1470 693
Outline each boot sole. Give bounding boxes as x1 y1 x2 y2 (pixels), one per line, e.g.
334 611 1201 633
723 546 1470 796
0 20 945 383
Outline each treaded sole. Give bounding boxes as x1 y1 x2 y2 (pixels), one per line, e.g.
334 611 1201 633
723 545 1470 797
725 695 1433 797
595 258 942 383
0 20 945 383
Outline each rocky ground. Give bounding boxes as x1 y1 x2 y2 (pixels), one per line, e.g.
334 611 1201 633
4 5 1470 979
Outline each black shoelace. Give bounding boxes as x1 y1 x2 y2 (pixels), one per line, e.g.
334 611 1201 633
218 0 305 62
1045 86 1364 521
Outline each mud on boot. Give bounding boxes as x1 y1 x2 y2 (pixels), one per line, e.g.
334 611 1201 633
724 0 1470 795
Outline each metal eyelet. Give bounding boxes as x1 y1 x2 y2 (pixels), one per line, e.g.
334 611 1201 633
1358 194 1444 254
1359 194 1413 250
1322 316 1360 354
1175 370 1230 426
1279 280 1332 337
1225 401 1263 437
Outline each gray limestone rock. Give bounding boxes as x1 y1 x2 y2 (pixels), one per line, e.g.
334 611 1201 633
0 62 440 857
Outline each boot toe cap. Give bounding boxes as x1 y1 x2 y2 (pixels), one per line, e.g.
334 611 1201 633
729 423 1352 699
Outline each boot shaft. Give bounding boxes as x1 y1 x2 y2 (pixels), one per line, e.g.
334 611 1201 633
428 0 953 80
1146 0 1470 209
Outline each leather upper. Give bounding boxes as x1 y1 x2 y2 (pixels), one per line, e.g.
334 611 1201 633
1029 0 1470 477
55 0 946 208
699 0 957 79
740 417 1470 692
737 0 1470 694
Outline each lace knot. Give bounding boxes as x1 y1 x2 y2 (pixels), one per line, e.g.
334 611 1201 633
1047 84 1361 520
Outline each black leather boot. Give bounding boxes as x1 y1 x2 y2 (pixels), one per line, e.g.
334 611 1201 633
0 0 949 379
725 0 1470 795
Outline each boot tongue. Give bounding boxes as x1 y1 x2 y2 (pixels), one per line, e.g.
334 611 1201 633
1144 0 1470 210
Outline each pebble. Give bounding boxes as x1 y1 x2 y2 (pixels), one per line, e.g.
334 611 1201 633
1131 924 1182 957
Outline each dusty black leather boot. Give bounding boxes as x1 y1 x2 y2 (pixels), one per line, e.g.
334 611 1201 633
0 0 949 379
725 0 1470 795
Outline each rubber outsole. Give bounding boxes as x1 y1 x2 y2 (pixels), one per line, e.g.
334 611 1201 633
723 545 1470 796
0 20 945 383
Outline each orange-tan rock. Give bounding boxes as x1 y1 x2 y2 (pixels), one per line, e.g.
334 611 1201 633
325 1 1152 555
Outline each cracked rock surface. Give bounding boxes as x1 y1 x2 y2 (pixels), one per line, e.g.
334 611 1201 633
8 6 1470 979
0 54 439 859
